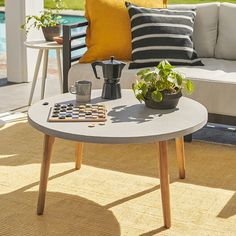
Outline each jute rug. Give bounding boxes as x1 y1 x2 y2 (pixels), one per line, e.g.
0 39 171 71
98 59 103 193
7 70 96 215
1 120 236 236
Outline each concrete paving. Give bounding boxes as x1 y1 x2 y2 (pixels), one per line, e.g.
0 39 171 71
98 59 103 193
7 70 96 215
0 77 61 113
0 51 62 113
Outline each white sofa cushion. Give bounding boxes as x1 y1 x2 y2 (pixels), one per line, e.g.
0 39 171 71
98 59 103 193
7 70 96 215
169 3 219 58
69 59 236 87
68 59 236 116
215 3 236 60
173 59 236 117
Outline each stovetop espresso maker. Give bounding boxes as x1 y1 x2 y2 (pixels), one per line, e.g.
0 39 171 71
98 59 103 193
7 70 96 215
91 56 126 99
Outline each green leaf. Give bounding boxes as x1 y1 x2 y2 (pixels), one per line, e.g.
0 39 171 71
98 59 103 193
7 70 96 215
137 69 151 77
132 80 148 102
157 60 164 70
157 60 175 71
140 83 148 95
151 90 163 102
185 79 194 94
176 73 183 86
135 92 145 103
143 72 155 82
156 81 166 91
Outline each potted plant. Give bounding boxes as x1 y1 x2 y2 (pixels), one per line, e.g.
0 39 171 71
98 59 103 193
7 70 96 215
21 0 64 41
133 60 193 109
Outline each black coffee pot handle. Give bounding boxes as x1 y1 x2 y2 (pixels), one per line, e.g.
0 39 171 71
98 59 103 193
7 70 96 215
91 61 103 80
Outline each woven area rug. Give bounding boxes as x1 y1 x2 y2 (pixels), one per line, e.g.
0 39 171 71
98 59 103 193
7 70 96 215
1 120 236 236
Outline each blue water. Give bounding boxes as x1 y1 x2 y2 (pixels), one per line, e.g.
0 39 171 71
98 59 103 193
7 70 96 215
0 12 87 57
0 12 5 55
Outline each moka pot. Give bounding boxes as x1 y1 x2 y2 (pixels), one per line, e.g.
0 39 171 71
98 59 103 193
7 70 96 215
91 56 126 99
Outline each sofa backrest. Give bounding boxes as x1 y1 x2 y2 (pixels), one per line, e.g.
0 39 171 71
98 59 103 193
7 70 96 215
215 2 236 60
169 3 220 59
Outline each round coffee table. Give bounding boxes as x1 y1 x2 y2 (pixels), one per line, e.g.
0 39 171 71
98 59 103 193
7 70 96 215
28 89 208 228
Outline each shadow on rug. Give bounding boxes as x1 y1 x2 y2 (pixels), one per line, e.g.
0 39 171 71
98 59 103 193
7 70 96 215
1 121 236 235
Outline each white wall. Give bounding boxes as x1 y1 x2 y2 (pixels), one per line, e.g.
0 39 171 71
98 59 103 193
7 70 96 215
5 0 44 83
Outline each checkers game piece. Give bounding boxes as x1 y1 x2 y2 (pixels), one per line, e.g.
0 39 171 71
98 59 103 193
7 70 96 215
48 103 107 122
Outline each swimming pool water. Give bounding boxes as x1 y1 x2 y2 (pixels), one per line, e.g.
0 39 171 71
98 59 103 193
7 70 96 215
60 14 85 25
0 12 6 55
0 12 86 57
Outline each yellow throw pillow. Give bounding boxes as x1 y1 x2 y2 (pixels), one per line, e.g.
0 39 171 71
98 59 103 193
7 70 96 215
80 0 167 63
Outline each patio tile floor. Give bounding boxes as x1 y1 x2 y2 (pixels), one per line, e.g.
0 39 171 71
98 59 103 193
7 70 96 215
0 56 61 113
0 77 61 113
0 54 6 79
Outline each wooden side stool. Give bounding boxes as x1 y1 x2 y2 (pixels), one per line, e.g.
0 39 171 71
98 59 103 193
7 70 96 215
25 40 63 105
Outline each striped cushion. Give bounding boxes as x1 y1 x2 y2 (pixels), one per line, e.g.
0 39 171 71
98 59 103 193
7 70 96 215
126 2 203 69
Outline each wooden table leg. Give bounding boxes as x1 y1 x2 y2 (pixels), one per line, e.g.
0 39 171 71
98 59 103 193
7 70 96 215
158 141 171 229
37 134 55 215
75 143 84 170
175 137 186 179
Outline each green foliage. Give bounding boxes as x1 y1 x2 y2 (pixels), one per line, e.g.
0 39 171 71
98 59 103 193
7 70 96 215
45 0 85 10
133 60 194 103
21 0 64 34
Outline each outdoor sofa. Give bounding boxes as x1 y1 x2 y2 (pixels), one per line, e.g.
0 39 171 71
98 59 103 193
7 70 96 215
62 2 236 126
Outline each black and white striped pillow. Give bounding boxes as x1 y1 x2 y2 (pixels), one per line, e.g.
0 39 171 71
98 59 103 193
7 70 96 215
126 2 203 69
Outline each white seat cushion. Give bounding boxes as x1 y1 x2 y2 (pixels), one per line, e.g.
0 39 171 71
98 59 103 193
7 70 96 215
175 58 236 84
175 59 236 117
215 3 236 60
69 59 236 116
69 59 236 87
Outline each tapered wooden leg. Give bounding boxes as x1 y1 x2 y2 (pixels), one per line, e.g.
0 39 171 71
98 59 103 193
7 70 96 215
75 143 84 170
158 141 171 229
37 134 55 215
175 137 186 179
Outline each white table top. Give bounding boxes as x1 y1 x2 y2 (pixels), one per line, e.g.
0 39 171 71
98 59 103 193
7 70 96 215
28 90 208 144
25 40 62 49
